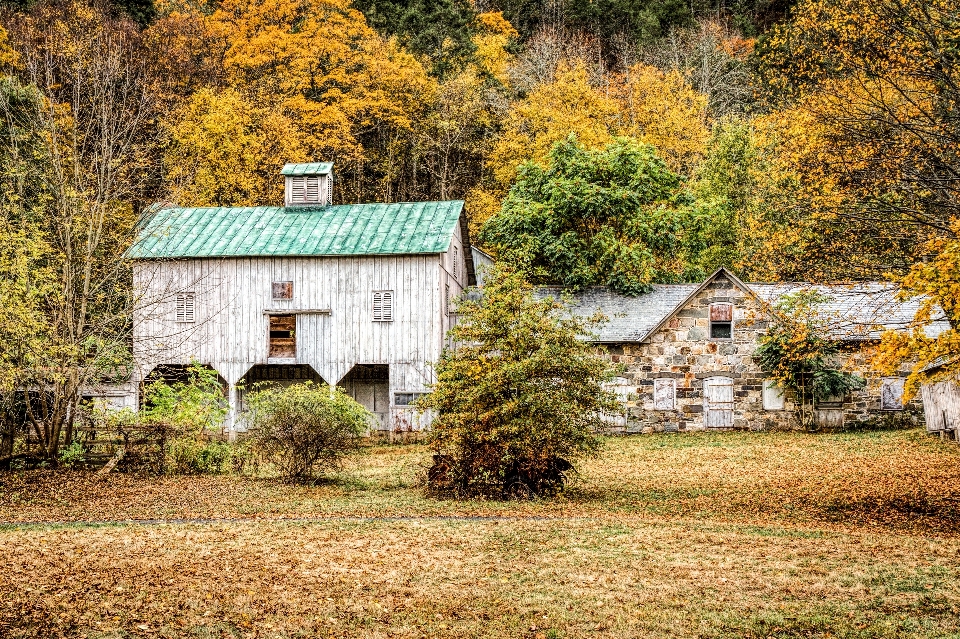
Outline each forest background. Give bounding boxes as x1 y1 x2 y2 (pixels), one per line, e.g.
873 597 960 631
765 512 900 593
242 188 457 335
0 0 957 456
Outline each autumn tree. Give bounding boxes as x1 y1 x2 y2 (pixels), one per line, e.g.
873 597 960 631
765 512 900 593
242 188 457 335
752 0 960 279
480 136 698 294
1 1 153 461
421 265 616 498
151 0 436 205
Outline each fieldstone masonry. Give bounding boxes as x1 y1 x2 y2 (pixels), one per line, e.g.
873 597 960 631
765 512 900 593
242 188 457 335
602 272 922 433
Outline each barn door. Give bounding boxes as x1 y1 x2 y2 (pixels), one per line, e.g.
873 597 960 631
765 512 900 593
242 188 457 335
704 376 734 428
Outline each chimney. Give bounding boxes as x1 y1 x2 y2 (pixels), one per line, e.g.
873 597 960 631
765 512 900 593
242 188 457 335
282 162 333 207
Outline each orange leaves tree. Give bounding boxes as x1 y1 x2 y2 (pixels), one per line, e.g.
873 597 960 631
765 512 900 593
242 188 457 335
752 0 960 280
876 223 960 401
152 0 435 205
420 265 616 498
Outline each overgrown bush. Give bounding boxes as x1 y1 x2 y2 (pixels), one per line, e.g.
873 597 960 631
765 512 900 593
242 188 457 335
755 291 865 429
420 265 618 499
244 382 369 482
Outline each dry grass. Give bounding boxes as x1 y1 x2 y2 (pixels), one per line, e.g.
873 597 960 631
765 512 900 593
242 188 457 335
2 429 960 638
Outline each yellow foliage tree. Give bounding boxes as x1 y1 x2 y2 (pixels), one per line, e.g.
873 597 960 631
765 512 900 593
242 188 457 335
486 62 620 188
472 11 518 86
164 88 305 206
875 223 960 401
150 0 437 203
612 64 709 173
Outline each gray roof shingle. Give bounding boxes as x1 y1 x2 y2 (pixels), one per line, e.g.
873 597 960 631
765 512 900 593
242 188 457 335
540 281 950 343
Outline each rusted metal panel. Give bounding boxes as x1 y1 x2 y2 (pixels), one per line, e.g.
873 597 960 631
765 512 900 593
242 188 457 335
710 303 733 322
272 281 293 300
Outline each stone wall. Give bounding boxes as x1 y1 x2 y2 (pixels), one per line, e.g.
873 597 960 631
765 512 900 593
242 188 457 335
604 272 921 433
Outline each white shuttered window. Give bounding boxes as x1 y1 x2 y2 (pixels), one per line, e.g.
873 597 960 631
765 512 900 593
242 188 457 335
762 380 785 410
881 377 905 410
175 292 195 323
372 290 394 322
290 176 322 204
653 378 675 410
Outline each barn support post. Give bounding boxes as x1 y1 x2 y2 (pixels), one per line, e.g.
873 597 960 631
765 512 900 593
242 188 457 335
226 384 239 442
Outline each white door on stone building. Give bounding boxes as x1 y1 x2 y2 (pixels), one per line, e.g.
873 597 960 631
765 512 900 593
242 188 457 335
704 376 734 428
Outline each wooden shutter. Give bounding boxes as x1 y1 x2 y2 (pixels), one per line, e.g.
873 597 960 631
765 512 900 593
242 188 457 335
653 378 675 410
382 291 393 321
306 176 320 202
176 292 195 323
881 377 905 410
762 380 785 410
453 246 459 278
291 176 306 203
373 291 393 321
325 174 332 204
704 376 734 427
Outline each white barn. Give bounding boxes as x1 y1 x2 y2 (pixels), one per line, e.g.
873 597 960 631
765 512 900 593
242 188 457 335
127 163 476 434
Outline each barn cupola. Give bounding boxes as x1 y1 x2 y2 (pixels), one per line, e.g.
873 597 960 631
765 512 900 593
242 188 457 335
282 162 333 207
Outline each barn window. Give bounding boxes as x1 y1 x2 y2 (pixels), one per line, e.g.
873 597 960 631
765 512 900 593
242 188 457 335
272 281 293 300
445 284 450 315
268 315 296 360
653 378 675 410
881 377 905 411
453 246 459 278
709 303 733 339
372 290 393 322
394 392 427 406
763 380 785 410
175 292 195 323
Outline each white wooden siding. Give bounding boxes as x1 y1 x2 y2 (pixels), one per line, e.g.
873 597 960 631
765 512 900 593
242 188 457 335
762 380 785 410
133 254 447 430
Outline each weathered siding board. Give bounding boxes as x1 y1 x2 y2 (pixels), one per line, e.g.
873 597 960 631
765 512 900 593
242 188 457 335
922 380 960 434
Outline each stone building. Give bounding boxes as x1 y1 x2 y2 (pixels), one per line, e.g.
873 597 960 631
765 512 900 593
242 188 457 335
548 268 949 432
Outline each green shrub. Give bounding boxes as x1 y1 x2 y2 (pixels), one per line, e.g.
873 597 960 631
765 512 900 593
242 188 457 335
244 382 370 482
420 265 618 499
57 440 85 468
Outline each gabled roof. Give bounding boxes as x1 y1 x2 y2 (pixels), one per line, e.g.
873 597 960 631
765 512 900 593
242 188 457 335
541 267 951 343
128 201 465 259
281 162 333 176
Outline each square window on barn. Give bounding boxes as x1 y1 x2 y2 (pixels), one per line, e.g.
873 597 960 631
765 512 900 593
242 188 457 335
394 392 427 406
881 377 905 411
763 380 785 411
653 378 675 410
372 290 394 322
709 303 733 339
175 292 195 323
272 281 293 300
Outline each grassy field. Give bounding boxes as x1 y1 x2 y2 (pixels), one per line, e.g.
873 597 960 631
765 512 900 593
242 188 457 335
2 429 960 638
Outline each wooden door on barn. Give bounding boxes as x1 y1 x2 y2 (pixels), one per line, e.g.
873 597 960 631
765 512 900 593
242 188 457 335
703 376 734 428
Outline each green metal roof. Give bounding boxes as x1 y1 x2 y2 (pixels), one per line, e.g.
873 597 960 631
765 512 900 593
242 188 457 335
129 201 465 259
280 162 333 176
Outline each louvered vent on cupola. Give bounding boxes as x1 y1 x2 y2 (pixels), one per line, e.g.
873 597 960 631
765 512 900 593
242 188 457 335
282 162 333 207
